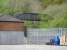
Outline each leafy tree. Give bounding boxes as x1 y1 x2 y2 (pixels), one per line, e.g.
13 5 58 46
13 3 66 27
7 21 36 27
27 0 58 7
40 0 65 8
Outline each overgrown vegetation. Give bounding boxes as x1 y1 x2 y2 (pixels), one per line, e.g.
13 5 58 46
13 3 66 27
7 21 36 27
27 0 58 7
0 0 66 28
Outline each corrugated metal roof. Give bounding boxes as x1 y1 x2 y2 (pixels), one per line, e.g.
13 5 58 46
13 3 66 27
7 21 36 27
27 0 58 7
0 15 22 22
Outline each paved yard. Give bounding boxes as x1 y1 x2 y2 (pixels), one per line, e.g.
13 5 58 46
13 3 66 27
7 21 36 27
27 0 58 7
0 45 67 50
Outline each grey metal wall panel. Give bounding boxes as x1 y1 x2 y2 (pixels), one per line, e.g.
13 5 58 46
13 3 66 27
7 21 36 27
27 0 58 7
0 31 24 45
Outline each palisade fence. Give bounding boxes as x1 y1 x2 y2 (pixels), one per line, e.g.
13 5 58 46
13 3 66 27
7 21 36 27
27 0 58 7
0 28 66 45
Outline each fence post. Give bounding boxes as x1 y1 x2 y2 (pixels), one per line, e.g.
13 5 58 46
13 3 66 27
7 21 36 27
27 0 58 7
24 26 27 37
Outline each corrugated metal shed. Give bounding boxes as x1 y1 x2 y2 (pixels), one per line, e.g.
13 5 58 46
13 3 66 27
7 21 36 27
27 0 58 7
15 13 41 21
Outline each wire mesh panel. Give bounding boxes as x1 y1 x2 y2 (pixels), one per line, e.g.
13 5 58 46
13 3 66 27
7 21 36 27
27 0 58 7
27 28 61 44
63 28 67 36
